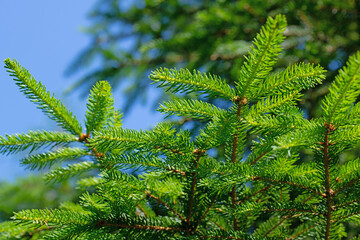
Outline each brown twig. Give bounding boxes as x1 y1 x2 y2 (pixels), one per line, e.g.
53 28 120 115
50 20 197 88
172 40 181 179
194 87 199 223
285 223 317 240
166 167 186 177
264 215 290 237
331 210 360 222
78 133 90 143
230 185 238 230
229 97 247 230
322 122 334 240
250 150 269 166
335 197 360 209
136 203 149 218
154 145 185 155
303 194 315 203
210 220 226 230
264 195 316 237
186 149 203 234
78 133 105 159
194 195 218 229
146 191 185 222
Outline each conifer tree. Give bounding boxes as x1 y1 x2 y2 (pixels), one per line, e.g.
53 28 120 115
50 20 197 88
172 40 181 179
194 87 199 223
1 14 360 239
68 0 360 118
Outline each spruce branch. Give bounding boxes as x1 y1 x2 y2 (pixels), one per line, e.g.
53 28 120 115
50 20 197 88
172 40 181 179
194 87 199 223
4 59 82 136
158 98 227 120
44 161 96 182
145 191 185 222
101 169 145 192
0 130 77 155
136 203 150 218
210 220 226 231
263 214 291 237
247 91 302 118
85 81 114 134
237 14 286 97
150 68 236 100
286 223 317 240
262 192 316 237
335 197 360 209
322 52 360 124
333 175 360 195
195 112 236 149
331 210 360 223
249 150 270 166
252 63 325 99
21 147 89 170
12 209 90 225
88 127 144 153
89 123 192 156
99 152 166 171
194 195 218 230
264 208 318 215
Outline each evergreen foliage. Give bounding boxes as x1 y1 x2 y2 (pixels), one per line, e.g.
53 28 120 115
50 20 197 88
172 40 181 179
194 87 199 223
3 14 360 239
67 0 360 118
0 176 80 222
4 60 82 136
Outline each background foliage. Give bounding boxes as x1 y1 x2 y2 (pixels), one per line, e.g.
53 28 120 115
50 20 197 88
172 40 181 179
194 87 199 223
67 0 360 118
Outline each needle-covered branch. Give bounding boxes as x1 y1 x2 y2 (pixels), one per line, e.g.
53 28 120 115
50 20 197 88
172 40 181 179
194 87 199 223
4 59 82 136
3 14 360 239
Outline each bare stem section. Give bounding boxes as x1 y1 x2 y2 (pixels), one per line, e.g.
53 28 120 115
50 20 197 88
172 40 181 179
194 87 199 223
322 122 334 240
230 97 247 231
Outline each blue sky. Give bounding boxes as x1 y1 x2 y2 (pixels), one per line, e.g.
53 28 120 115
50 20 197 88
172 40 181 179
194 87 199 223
0 1 162 181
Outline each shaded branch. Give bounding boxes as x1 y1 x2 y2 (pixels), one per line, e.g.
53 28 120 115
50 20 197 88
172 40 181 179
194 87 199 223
285 223 317 240
333 175 360 195
96 222 182 232
194 195 218 230
251 176 324 197
335 197 360 209
146 191 185 222
136 203 149 218
264 214 290 237
332 210 360 222
237 185 272 205
250 150 269 166
263 195 315 237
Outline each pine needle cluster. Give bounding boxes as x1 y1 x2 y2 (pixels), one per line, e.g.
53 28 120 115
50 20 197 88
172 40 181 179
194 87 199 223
1 15 360 239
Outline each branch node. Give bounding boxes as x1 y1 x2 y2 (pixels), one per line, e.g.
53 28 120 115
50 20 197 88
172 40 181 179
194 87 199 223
78 133 90 142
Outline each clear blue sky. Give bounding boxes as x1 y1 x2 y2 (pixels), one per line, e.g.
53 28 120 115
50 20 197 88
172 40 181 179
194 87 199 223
0 1 162 181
